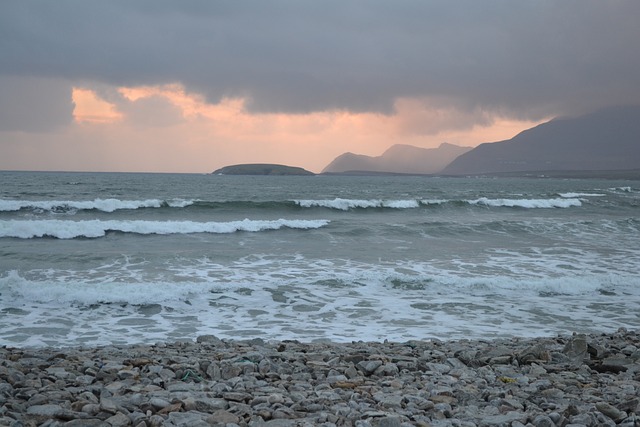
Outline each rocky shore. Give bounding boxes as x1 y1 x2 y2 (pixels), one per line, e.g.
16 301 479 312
1 329 639 427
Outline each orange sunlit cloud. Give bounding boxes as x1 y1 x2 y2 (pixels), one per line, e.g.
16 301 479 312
72 88 123 124
68 83 546 172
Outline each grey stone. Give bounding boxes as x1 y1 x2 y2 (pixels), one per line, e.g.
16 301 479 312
181 397 229 412
618 415 640 427
26 404 65 417
207 409 241 424
100 397 119 414
196 334 224 345
221 362 243 379
104 412 131 427
148 397 170 409
63 420 104 426
596 401 627 423
480 411 526 426
25 404 90 422
357 360 383 375
372 417 403 427
81 404 101 415
563 334 589 365
373 392 403 408
532 414 555 427
148 415 165 427
167 411 211 427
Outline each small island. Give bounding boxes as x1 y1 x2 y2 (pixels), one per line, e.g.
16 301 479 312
212 163 315 176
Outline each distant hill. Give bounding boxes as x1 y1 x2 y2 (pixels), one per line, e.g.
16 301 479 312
322 143 472 174
442 105 640 176
212 164 315 176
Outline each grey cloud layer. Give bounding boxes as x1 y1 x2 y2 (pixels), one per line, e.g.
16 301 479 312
0 76 74 132
2 1 639 118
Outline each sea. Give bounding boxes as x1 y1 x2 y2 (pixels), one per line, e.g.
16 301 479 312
1 171 639 348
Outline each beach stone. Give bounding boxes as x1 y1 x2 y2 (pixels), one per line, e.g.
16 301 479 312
480 411 526 426
167 411 211 427
182 397 229 412
373 392 403 408
618 415 640 427
207 409 241 424
246 419 291 426
221 362 243 379
196 334 224 345
617 398 640 414
157 402 183 415
357 360 383 375
104 411 131 427
128 411 148 425
25 405 88 422
563 334 589 365
100 397 119 414
517 343 551 365
149 397 171 410
596 401 627 423
372 416 403 427
532 414 555 427
374 363 399 376
81 403 101 415
66 420 105 426
223 391 252 402
146 414 164 427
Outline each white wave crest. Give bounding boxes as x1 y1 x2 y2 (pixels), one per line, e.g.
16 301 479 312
295 198 419 210
610 186 633 193
0 218 330 239
0 198 195 213
469 197 582 208
421 199 448 205
558 192 605 198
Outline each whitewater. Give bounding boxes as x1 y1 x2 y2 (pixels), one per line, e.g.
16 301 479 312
1 171 639 347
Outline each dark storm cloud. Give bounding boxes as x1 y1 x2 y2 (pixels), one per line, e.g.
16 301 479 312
1 0 639 119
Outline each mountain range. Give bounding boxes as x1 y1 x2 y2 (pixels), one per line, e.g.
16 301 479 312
322 143 472 175
443 105 640 175
323 105 640 176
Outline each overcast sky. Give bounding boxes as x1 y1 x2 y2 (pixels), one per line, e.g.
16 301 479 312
1 1 639 172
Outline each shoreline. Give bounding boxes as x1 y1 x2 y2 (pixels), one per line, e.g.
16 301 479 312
1 330 639 426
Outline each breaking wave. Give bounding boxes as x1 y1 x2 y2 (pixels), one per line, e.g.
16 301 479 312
0 218 330 239
558 192 606 198
469 197 582 209
295 198 420 210
0 198 194 213
295 197 583 210
2 195 589 216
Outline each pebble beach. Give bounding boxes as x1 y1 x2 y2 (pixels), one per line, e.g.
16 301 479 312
1 329 639 427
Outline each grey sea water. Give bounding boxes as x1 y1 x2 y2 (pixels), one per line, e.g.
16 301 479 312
1 171 639 347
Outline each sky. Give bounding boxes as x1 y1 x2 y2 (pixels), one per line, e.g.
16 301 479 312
1 1 639 173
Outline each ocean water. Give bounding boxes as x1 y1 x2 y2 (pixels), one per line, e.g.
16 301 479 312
1 171 639 347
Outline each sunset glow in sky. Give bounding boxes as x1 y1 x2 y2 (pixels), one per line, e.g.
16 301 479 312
2 2 639 173
64 83 544 172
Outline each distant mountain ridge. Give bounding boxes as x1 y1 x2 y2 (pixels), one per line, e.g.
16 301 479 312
214 106 640 178
442 105 640 175
322 142 472 174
